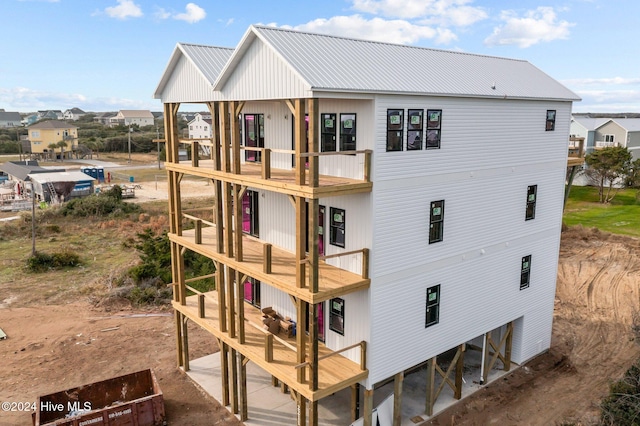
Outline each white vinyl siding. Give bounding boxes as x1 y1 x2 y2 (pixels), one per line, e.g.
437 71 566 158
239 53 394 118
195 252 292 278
161 54 218 103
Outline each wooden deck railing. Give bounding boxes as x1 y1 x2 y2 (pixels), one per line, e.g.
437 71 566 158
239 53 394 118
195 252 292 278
295 340 367 372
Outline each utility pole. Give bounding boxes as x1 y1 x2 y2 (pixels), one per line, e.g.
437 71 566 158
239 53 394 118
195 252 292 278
128 123 132 164
156 126 161 170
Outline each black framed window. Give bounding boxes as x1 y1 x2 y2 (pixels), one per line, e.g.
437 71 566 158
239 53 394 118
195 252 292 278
407 109 423 150
429 200 444 244
425 285 440 328
244 113 264 162
426 109 442 149
520 255 532 290
546 110 556 131
386 109 403 151
526 185 537 221
329 207 345 248
321 113 337 152
329 297 345 335
340 114 357 151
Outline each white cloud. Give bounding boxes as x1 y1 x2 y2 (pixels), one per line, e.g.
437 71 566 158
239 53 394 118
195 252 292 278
562 77 640 86
154 7 171 20
279 15 447 45
484 7 574 48
17 0 60 2
351 0 487 26
174 3 206 24
573 89 640 113
104 0 143 20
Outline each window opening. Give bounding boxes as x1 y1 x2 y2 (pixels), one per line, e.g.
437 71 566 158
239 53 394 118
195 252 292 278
429 200 444 244
407 109 423 150
425 285 440 328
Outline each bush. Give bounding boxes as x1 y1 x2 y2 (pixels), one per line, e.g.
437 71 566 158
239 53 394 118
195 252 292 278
600 360 640 425
60 188 139 217
26 249 82 272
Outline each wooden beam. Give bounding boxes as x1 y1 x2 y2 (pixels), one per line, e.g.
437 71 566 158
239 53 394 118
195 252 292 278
263 243 272 273
295 196 306 290
483 331 491 384
504 322 513 370
234 184 243 262
230 348 239 414
192 141 199 167
219 101 231 173
227 266 236 339
296 393 306 426
240 353 248 421
175 311 183 368
307 98 319 188
393 372 403 426
426 357 436 416
296 298 307 384
309 400 318 426
455 344 465 399
309 302 319 391
207 102 221 171
351 384 360 422
363 388 374 426
217 266 227 332
230 101 241 175
181 315 190 371
215 180 224 252
294 98 306 185
285 99 295 115
309 198 319 294
236 269 245 344
220 342 229 406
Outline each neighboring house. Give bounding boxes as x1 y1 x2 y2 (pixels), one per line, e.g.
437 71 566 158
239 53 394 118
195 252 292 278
570 116 611 155
27 120 78 159
108 110 155 127
153 26 579 425
37 110 63 120
0 161 65 194
22 114 39 126
572 116 640 159
63 107 86 121
29 170 95 202
187 112 212 155
93 112 117 125
0 111 22 128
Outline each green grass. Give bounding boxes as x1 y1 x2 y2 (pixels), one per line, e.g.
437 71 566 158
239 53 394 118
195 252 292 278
564 186 640 237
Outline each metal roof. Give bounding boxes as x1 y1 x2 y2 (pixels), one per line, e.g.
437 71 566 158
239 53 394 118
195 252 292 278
28 120 77 129
154 43 234 99
571 116 612 130
215 25 580 101
28 171 94 183
611 118 640 132
0 111 21 122
0 161 65 181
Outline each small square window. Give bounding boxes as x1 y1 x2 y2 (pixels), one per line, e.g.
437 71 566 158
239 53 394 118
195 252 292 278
520 255 531 290
526 185 537 221
329 297 345 335
429 200 445 244
546 110 556 131
329 207 345 248
425 285 440 328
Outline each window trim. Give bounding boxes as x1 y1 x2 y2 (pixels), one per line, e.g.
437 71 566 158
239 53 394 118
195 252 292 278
339 113 357 152
520 255 532 290
429 200 445 244
386 109 404 152
426 109 442 149
525 185 537 221
425 284 440 328
329 297 345 335
546 110 556 131
329 207 345 248
407 109 424 151
321 113 337 152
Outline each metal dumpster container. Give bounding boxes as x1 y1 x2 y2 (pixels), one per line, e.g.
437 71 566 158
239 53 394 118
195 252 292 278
32 369 165 426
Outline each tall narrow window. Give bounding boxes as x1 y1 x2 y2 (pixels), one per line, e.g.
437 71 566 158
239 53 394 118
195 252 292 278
321 113 337 152
242 190 259 237
329 297 345 335
425 285 440 328
407 109 423 150
546 110 556 131
525 185 537 221
304 302 325 342
329 207 345 248
386 109 403 151
244 114 264 162
340 114 357 151
243 277 260 307
429 200 444 244
426 109 442 149
521 255 532 290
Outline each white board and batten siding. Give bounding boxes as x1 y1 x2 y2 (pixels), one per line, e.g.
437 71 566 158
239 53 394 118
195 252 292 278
159 54 219 103
366 95 571 385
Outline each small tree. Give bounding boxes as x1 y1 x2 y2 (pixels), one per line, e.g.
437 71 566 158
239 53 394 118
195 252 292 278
47 143 57 160
584 146 632 203
56 140 68 162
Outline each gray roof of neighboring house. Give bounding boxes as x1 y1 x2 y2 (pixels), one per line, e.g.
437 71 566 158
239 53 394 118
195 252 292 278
67 107 86 114
0 111 22 122
611 118 640 132
28 120 77 129
29 171 94 183
154 43 235 98
118 110 154 119
572 116 612 131
213 25 580 101
0 161 65 181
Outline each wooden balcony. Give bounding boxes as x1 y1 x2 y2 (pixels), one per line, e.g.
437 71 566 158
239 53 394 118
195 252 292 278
173 290 368 402
166 142 372 199
568 136 585 167
170 223 370 304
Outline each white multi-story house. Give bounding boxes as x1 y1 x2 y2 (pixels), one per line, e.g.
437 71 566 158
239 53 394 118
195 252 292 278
187 112 213 156
153 25 579 426
108 109 155 127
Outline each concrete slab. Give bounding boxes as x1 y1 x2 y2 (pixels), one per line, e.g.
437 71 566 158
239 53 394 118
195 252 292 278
187 348 516 426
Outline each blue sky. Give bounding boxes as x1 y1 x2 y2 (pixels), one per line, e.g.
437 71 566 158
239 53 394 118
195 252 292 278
0 0 637 113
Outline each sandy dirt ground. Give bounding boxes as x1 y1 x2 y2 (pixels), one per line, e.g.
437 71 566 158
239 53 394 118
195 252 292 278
1 189 639 425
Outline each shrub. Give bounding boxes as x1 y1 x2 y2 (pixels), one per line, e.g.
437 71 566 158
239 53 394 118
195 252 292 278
600 360 640 425
26 249 82 272
60 189 139 217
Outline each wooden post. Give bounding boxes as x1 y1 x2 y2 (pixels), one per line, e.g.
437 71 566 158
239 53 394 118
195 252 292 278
239 353 248 421
351 383 360 422
265 334 274 361
220 343 229 406
217 266 227 332
483 331 491 384
360 340 367 370
198 294 205 318
230 101 241 175
426 357 436 416
262 149 271 179
220 101 231 173
230 348 238 414
363 388 374 426
309 302 319 391
294 98 306 185
309 197 319 294
175 312 183 368
207 102 221 171
307 98 319 188
226 266 236 338
194 219 202 244
455 344 465 399
236 270 245 344
296 393 306 426
504 322 513 370
364 150 372 182
263 243 272 273
362 248 370 279
295 196 306 289
181 316 189 372
296 298 307 384
192 141 199 167
393 372 404 426
234 184 243 262
215 180 224 252
309 400 318 426
224 182 233 257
